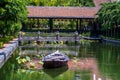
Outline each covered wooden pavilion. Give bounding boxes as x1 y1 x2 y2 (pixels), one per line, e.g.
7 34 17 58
23 0 110 33
25 6 99 32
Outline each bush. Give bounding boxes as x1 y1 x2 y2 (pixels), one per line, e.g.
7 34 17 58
81 32 90 37
5 36 14 41
0 36 14 43
0 42 3 48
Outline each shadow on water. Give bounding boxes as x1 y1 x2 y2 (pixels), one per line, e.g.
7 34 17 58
43 65 68 78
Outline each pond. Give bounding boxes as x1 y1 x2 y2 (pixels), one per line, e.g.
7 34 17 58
0 41 120 80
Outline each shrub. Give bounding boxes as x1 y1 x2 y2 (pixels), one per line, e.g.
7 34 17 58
0 42 3 48
81 32 90 37
0 36 14 43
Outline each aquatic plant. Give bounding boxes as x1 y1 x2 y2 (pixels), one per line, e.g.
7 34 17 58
38 61 43 65
30 62 35 68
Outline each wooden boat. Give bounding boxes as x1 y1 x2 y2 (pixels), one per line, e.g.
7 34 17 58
42 50 69 68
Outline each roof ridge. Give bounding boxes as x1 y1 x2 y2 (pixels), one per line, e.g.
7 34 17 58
27 6 100 9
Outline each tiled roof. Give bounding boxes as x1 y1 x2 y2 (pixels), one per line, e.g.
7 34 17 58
27 6 99 18
27 0 111 18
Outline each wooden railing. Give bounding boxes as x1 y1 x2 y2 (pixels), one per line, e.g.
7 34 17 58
18 31 80 44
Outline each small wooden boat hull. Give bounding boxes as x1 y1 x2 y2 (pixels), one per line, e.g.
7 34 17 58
42 50 69 68
43 61 68 68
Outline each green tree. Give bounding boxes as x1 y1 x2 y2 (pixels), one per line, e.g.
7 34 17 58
0 0 28 37
28 0 94 7
96 2 120 30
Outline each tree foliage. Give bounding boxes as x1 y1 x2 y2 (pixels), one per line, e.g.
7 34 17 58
96 2 120 30
0 0 28 37
28 0 94 7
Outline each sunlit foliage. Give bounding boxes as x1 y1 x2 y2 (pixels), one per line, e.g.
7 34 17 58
97 2 120 30
28 0 94 7
0 0 28 37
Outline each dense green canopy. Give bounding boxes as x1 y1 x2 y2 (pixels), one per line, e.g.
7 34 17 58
28 0 94 7
0 0 28 37
97 2 120 30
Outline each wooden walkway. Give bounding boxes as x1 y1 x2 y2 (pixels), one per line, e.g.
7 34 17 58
18 36 80 42
18 31 80 42
18 31 102 43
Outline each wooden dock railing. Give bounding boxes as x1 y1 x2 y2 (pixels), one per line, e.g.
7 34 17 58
18 31 80 44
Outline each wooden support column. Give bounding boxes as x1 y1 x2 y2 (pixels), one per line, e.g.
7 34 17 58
76 19 79 31
90 20 96 37
28 18 32 29
32 18 35 29
98 22 101 37
79 19 82 33
49 18 53 31
37 19 40 28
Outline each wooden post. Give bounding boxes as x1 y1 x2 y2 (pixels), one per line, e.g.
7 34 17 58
76 19 79 31
79 19 82 33
37 19 40 28
31 18 34 29
30 18 32 29
75 44 78 56
56 31 59 42
19 47 22 55
74 31 78 44
18 32 22 46
37 31 40 39
37 31 40 44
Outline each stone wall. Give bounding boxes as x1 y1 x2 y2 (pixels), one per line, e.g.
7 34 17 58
0 39 18 68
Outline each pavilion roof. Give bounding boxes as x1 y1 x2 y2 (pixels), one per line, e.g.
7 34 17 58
27 0 111 19
27 6 100 19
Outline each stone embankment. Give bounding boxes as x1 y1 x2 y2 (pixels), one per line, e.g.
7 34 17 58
0 39 18 68
102 39 120 45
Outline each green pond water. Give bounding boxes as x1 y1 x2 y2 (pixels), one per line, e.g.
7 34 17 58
0 42 120 80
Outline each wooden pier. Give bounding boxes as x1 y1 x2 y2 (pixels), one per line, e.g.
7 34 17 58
18 31 80 43
18 31 102 45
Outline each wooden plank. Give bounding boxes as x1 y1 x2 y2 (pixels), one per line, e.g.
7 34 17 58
18 36 80 42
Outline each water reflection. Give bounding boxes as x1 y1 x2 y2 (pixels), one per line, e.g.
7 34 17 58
18 43 120 80
43 66 68 78
0 42 120 80
18 44 79 56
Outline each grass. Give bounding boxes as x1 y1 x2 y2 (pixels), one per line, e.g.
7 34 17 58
81 32 90 37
